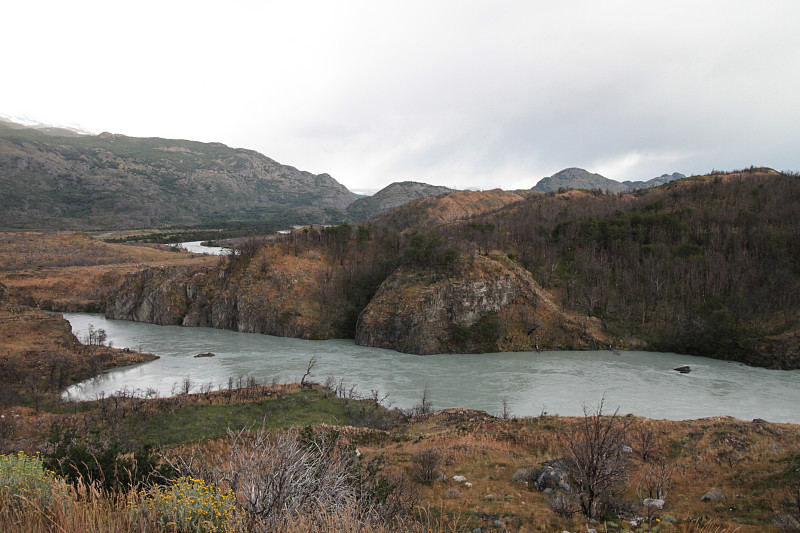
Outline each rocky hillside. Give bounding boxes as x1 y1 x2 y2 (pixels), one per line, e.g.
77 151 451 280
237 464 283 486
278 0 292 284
0 119 357 230
533 167 629 193
623 172 686 190
534 168 685 193
2 168 797 367
100 168 800 367
369 189 529 232
355 252 610 354
345 181 452 221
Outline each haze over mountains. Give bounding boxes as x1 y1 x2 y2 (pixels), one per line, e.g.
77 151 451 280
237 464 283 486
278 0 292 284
1 117 684 230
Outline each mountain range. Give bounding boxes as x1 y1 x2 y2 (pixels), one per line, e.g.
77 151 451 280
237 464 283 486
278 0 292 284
1 117 686 230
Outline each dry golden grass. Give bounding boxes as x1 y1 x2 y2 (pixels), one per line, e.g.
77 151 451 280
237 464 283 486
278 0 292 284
2 386 798 532
342 413 800 533
0 231 217 311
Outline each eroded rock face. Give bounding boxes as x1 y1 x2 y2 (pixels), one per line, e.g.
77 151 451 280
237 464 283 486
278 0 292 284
355 252 611 355
104 266 191 325
106 250 612 354
105 263 334 340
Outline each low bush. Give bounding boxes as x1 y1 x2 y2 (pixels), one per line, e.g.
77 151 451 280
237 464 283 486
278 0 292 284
0 451 71 515
141 476 239 533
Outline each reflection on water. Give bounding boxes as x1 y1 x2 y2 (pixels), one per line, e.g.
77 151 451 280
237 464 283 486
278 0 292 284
62 313 800 423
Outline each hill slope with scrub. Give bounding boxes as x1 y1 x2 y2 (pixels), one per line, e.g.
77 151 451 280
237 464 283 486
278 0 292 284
2 168 798 367
0 119 357 230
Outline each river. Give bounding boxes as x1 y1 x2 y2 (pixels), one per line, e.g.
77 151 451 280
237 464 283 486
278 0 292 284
170 241 230 255
61 312 800 423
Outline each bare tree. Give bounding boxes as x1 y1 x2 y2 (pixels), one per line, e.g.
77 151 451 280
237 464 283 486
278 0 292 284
411 385 433 416
500 398 512 419
632 420 660 463
300 356 318 387
636 459 675 501
566 398 632 520
179 376 194 395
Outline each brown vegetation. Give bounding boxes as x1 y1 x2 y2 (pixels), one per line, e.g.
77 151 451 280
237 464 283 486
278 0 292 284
2 381 799 532
0 285 156 409
3 169 799 366
0 231 217 311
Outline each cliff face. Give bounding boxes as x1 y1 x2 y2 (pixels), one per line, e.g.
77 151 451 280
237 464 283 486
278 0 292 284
355 252 612 354
105 248 612 355
105 252 337 340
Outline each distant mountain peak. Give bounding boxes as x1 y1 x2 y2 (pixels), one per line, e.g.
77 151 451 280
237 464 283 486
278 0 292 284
533 168 628 193
623 172 686 190
345 181 453 221
533 168 687 194
0 113 94 137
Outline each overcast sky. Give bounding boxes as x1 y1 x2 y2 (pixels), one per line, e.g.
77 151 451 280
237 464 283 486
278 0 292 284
3 1 799 194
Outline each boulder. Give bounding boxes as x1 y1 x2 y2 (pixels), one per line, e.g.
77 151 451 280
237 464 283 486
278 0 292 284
644 498 665 509
701 489 725 502
194 352 216 358
533 458 572 493
674 365 691 373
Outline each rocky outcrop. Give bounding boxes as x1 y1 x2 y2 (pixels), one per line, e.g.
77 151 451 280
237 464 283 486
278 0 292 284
105 258 336 340
355 252 611 354
106 248 613 355
104 266 194 325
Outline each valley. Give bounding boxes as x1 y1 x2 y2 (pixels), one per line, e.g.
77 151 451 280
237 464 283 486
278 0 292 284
1 120 799 532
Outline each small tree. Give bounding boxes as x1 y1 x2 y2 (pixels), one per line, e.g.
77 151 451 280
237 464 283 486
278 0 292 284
410 385 433 416
410 448 442 485
300 356 317 387
566 398 632 520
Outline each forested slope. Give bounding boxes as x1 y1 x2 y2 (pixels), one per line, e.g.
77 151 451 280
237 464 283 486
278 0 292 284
100 168 800 367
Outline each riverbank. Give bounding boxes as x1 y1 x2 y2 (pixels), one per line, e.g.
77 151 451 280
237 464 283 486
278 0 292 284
2 379 799 532
0 288 157 408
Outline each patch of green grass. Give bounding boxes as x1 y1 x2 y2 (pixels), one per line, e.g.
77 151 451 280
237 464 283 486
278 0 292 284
123 390 355 446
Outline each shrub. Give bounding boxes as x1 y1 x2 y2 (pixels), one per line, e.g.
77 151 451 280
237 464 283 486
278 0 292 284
0 451 70 514
142 476 239 533
511 466 538 484
410 448 443 485
45 424 173 491
197 426 414 530
774 481 800 532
